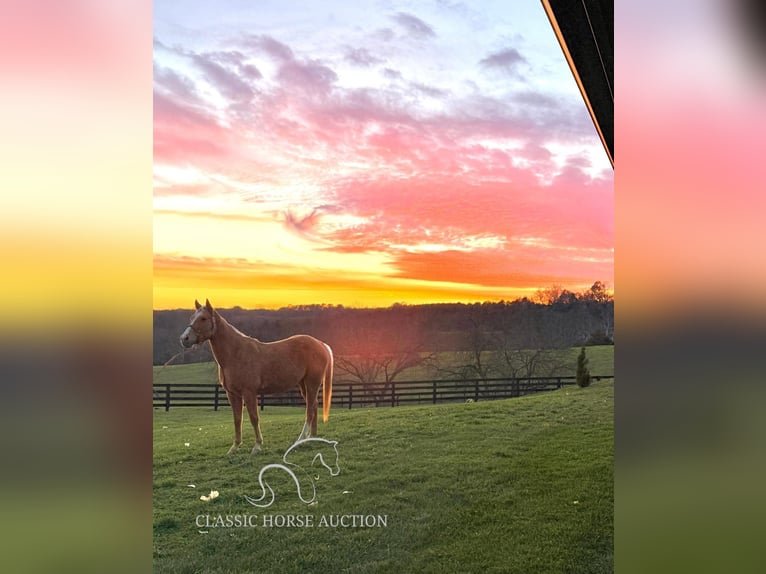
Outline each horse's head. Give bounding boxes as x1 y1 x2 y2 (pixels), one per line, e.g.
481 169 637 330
310 440 340 477
284 438 341 477
314 440 340 477
180 299 217 348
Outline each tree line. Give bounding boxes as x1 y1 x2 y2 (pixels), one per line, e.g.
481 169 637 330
154 282 613 392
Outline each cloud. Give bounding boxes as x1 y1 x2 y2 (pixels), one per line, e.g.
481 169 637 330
154 63 200 104
382 67 403 80
372 28 396 42
155 37 260 113
345 47 385 67
480 47 527 75
411 81 448 98
153 90 234 162
390 12 436 39
189 51 255 102
153 10 613 303
153 254 382 293
277 59 338 95
283 208 323 238
155 23 598 175
239 34 338 96
390 249 579 288
208 50 262 81
154 208 273 224
246 34 295 62
321 169 611 258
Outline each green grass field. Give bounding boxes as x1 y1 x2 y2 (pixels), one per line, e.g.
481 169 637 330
153 379 613 573
153 345 614 386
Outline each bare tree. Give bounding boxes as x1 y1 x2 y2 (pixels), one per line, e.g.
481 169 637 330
426 303 498 380
329 311 432 405
490 311 569 395
576 282 614 344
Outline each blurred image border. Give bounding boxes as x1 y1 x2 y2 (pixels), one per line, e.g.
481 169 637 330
2 0 765 572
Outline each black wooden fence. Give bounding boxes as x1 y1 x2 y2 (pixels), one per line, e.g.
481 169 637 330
152 376 614 411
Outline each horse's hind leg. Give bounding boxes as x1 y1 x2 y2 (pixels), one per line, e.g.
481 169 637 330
298 381 310 440
310 396 319 437
244 399 263 455
300 399 318 439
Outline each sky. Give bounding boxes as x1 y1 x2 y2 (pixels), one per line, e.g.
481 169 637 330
153 0 613 310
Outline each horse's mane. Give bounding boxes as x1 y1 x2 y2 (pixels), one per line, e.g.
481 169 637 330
215 310 261 342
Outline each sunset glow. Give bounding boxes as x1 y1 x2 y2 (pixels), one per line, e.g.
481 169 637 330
153 2 613 310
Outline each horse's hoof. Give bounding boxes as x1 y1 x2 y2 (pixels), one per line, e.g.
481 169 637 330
250 444 262 456
226 445 241 456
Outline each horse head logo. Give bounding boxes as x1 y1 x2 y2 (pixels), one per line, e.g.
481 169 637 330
244 437 341 508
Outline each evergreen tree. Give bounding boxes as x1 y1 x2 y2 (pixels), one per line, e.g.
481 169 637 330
576 347 591 387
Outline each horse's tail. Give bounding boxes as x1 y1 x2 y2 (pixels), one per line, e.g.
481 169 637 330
322 343 333 423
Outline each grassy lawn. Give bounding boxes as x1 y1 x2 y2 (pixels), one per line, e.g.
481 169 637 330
153 380 613 573
154 360 219 386
153 345 614 386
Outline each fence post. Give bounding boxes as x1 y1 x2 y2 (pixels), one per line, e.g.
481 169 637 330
433 380 437 404
214 385 220 411
164 384 171 412
391 381 396 407
259 394 264 411
557 377 562 389
475 380 479 402
348 384 353 409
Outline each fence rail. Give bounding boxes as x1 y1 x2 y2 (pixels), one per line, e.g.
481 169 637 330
152 375 614 411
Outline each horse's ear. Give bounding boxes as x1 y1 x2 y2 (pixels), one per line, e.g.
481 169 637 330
205 298 213 311
194 299 201 309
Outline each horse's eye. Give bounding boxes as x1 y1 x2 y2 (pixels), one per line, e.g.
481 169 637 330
200 317 207 322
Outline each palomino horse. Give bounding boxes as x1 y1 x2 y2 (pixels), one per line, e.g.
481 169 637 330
180 299 334 455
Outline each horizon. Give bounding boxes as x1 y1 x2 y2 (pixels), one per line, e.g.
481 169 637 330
153 2 613 311
154 283 613 313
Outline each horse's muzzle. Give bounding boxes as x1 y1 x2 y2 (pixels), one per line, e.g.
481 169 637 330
180 327 195 348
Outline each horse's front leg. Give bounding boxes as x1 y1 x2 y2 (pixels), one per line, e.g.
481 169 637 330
244 399 263 455
308 395 319 437
227 392 243 455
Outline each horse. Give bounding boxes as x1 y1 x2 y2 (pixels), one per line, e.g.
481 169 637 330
244 437 341 508
179 299 334 455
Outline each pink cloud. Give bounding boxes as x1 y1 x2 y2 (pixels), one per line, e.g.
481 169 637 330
389 249 607 289
154 30 600 176
322 171 612 256
153 91 235 162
